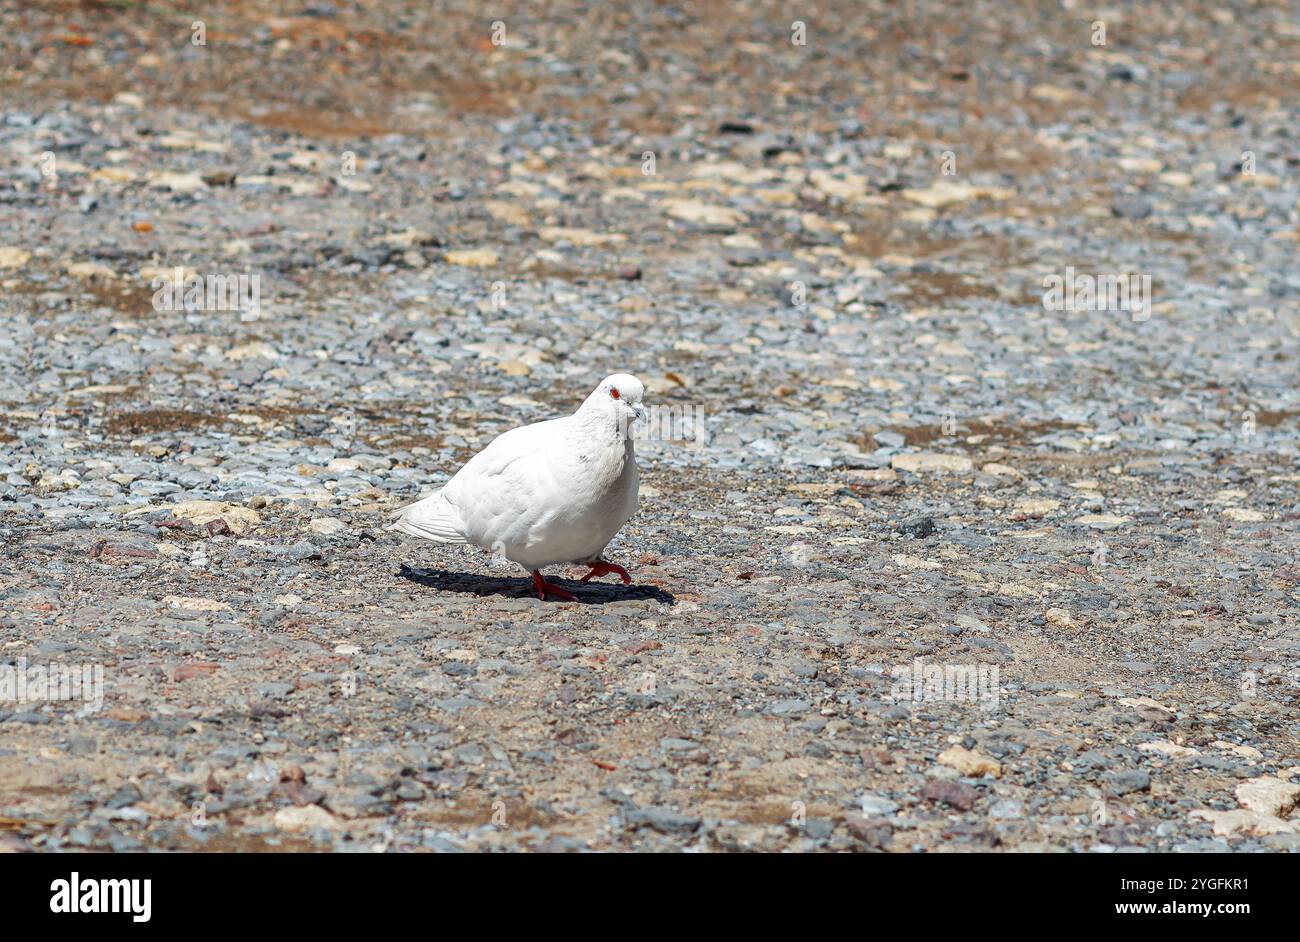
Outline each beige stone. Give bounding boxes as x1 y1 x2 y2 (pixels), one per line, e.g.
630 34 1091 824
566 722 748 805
444 248 499 267
164 596 233 612
274 805 339 833
0 247 32 269
1189 808 1297 838
1237 776 1300 817
900 181 1013 209
938 746 1002 778
662 199 746 227
170 500 261 535
891 452 974 474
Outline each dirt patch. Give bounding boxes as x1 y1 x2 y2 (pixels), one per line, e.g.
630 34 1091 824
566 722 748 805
105 408 224 436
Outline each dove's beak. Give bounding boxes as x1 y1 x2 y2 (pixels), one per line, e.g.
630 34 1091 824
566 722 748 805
633 403 649 423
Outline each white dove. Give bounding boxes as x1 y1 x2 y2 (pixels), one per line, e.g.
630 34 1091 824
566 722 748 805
388 373 647 600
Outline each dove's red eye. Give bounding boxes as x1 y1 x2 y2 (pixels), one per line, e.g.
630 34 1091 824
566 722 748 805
610 387 620 399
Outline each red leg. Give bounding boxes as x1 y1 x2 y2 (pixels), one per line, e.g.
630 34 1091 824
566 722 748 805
532 570 577 602
580 560 631 585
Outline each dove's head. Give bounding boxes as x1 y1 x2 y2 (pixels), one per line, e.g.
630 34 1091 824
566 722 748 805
581 373 648 436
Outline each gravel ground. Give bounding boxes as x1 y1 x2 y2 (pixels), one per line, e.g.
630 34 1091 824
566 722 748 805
1 1 1298 853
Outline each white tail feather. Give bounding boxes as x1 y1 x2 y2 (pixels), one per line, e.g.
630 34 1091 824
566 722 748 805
387 490 467 544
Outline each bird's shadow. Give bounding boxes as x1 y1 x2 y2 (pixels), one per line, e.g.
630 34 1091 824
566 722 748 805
398 564 676 606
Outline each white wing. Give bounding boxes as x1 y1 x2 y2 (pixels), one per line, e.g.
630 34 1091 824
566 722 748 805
388 416 569 547
442 417 569 548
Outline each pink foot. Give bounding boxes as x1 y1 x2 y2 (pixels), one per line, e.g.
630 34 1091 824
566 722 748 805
532 570 577 602
580 560 631 585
